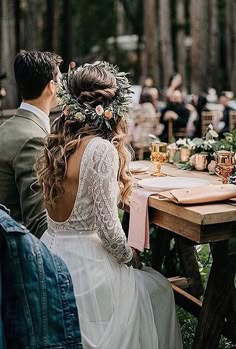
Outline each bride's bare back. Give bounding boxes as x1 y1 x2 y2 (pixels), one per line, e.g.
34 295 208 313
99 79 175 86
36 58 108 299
47 135 95 222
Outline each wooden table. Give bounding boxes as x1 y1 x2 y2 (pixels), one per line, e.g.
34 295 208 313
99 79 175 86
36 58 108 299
130 161 236 349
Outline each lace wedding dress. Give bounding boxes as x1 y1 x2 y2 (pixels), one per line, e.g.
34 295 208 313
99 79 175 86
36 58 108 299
41 137 182 349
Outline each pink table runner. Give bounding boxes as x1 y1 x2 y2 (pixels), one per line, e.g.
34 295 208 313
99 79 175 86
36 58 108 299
128 187 158 252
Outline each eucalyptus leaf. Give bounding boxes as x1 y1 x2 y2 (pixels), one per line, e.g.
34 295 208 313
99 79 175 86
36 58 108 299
105 120 112 130
209 130 218 138
175 162 193 170
192 138 203 146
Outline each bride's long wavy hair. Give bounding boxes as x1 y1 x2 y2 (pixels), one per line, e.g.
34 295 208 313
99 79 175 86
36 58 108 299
36 64 133 207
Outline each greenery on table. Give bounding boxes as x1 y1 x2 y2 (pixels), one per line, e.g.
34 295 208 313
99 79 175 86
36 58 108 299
172 125 236 171
218 129 236 153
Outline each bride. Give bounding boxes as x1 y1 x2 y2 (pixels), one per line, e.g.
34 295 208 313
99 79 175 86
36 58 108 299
36 61 182 349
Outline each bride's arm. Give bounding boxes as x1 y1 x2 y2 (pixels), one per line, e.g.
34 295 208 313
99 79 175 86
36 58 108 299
92 141 133 264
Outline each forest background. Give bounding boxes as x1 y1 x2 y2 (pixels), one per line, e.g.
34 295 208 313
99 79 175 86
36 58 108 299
0 0 236 108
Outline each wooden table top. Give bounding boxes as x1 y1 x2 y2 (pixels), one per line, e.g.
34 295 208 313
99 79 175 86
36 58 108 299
131 161 236 243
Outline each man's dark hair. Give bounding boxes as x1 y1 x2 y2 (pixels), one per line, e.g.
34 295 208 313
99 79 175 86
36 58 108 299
14 50 62 100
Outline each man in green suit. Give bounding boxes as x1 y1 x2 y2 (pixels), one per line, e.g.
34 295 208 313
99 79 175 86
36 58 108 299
0 51 62 238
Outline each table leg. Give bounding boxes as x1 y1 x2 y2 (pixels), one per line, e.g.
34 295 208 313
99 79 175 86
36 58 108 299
151 226 171 271
176 236 204 299
193 241 236 349
223 289 236 343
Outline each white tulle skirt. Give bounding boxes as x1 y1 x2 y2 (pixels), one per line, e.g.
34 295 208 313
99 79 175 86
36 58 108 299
41 229 182 349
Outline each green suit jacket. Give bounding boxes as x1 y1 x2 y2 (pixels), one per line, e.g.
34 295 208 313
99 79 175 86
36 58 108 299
0 108 47 237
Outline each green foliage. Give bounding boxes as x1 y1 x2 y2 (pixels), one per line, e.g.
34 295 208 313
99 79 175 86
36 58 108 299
218 129 236 152
177 307 235 349
175 162 193 170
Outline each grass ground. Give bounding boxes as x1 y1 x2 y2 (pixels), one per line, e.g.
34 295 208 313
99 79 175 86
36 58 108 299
118 209 236 349
177 244 235 348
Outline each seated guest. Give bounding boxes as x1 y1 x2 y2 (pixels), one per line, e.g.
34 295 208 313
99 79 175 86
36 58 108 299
0 50 62 237
219 92 235 135
140 86 160 112
166 73 187 102
160 90 190 142
130 87 162 150
190 95 208 138
0 204 82 349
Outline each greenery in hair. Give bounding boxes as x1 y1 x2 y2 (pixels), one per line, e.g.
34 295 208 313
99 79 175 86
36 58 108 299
57 61 133 131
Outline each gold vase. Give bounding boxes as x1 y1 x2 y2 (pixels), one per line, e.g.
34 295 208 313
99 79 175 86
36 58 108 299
180 148 191 163
194 153 208 171
168 147 177 163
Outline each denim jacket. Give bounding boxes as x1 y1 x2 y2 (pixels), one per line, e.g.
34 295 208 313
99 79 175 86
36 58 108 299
0 206 82 349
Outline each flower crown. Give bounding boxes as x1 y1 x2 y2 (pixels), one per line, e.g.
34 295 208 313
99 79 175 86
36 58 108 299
57 61 133 131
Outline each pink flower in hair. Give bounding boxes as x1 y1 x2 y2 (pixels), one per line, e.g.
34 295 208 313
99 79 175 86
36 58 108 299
104 110 113 119
95 105 104 116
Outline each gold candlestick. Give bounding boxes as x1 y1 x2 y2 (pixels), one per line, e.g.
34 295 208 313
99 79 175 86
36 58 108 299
150 142 168 176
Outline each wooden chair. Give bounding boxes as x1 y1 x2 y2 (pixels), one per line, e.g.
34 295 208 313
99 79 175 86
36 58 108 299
129 103 160 160
229 111 236 133
167 119 187 143
201 110 222 137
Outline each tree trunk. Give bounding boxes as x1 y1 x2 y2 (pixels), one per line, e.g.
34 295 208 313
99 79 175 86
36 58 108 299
14 0 20 52
116 0 125 36
190 0 208 94
0 0 18 108
231 1 236 94
159 0 173 88
207 0 219 90
143 0 158 86
225 0 233 91
176 0 186 88
46 0 59 52
62 0 72 70
25 0 44 50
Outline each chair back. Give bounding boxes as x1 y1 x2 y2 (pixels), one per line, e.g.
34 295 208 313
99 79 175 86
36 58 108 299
201 110 222 137
128 103 159 159
229 110 236 133
167 119 187 143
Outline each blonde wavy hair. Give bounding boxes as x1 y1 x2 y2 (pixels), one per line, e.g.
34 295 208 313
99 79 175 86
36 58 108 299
36 63 133 207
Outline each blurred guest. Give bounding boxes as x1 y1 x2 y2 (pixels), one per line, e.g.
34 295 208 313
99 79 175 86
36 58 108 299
139 77 154 103
160 90 190 142
130 87 162 150
139 86 159 111
189 95 208 138
166 73 186 101
0 50 62 238
143 77 154 88
206 88 218 103
219 92 235 135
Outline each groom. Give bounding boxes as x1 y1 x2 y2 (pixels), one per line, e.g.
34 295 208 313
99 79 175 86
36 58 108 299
0 50 62 238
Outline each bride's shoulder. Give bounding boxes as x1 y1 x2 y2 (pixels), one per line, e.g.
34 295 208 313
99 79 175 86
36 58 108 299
90 137 118 161
92 137 117 153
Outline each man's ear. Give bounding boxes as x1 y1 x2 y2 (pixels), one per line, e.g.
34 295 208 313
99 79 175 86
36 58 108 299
45 80 56 96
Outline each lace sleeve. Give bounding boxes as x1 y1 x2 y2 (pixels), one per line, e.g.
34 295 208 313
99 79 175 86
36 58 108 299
92 140 132 264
